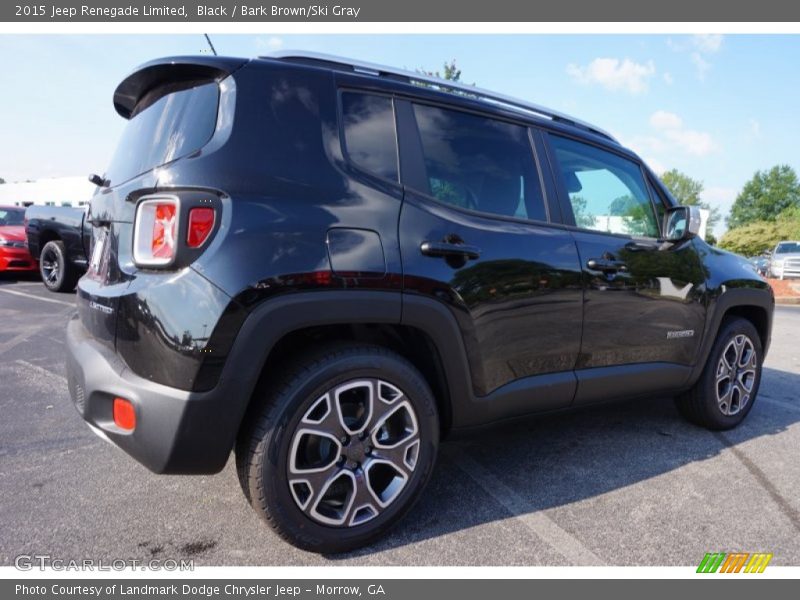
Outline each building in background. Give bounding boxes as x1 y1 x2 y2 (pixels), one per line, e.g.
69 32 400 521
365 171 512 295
0 177 94 208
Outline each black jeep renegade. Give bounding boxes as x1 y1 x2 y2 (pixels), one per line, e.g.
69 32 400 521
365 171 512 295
66 52 774 553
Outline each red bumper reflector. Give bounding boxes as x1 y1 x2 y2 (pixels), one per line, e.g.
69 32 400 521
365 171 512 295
113 397 136 431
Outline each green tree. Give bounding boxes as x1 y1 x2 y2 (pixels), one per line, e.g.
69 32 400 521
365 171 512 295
416 60 475 96
570 195 596 229
660 169 721 232
418 59 463 82
727 165 800 229
718 206 800 256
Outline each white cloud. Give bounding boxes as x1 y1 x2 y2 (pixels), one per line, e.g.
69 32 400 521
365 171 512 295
703 186 738 237
643 156 667 175
626 111 718 166
663 72 674 85
566 58 656 94
663 128 717 157
255 36 284 51
691 52 712 80
667 35 723 81
749 118 762 138
622 134 667 157
650 110 683 130
693 34 724 53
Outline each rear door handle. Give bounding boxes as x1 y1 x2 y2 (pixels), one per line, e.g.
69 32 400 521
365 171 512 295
420 241 481 260
586 258 628 273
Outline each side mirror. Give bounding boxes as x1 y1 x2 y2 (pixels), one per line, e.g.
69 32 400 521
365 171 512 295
663 205 701 242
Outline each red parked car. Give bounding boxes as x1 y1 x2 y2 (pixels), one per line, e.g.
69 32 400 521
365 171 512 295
0 206 38 273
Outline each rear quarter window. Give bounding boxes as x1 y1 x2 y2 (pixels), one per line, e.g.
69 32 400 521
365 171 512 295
340 92 399 182
105 81 219 186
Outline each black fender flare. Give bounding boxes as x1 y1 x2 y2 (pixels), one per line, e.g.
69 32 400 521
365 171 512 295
215 290 476 454
687 286 774 385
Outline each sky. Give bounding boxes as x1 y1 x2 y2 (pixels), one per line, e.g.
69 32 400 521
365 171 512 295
0 34 798 237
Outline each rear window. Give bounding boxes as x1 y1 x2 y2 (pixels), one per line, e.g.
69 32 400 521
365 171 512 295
105 81 219 186
0 208 24 226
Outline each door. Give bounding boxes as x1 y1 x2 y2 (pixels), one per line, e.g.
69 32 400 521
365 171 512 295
543 132 706 402
396 99 583 402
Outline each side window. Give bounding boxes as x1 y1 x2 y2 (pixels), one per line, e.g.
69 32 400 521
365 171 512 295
549 135 659 238
341 92 398 181
647 178 670 230
412 103 547 222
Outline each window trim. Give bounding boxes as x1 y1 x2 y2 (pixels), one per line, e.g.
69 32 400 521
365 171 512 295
336 88 401 185
542 129 663 240
400 98 552 226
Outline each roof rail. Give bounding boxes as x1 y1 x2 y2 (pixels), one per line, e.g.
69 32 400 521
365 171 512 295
262 50 617 142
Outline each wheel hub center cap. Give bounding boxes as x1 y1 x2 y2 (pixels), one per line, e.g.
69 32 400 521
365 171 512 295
343 440 366 464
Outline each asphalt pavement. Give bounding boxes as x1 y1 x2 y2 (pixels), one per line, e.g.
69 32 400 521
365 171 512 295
1 274 799 566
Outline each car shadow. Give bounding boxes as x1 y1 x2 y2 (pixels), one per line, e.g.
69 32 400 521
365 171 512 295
330 365 800 559
0 271 41 284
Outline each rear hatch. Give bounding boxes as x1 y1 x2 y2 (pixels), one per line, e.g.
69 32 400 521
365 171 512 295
77 57 246 351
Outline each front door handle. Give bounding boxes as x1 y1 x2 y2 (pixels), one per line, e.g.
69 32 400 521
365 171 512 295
586 258 628 273
420 241 481 261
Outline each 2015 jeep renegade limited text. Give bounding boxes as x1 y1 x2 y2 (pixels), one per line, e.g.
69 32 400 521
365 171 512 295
66 52 774 553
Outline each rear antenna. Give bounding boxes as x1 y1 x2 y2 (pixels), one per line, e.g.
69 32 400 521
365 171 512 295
204 33 218 56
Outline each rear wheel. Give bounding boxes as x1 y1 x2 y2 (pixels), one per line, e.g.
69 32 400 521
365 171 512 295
236 344 439 553
675 317 762 430
40 240 79 292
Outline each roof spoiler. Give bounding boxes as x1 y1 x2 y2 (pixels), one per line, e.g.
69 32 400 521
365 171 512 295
113 56 248 119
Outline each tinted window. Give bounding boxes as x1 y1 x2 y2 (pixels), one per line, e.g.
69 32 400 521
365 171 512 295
105 82 219 186
341 92 398 181
550 135 659 238
412 104 546 221
0 208 24 226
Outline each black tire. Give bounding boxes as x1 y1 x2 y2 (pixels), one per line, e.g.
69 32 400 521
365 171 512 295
675 317 763 430
40 240 79 293
236 344 439 553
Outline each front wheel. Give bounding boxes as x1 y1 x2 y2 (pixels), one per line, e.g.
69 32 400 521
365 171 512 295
675 317 763 430
236 345 439 553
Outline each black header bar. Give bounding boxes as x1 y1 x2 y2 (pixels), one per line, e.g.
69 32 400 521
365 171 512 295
5 0 800 22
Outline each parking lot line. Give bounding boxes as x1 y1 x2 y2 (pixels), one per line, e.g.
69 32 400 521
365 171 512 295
0 287 75 307
446 447 605 565
0 281 42 287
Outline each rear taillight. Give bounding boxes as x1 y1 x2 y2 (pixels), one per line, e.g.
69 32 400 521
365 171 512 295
187 207 215 248
133 197 178 266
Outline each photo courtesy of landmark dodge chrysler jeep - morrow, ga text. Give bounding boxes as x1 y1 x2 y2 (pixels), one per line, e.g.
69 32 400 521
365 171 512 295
65 52 774 553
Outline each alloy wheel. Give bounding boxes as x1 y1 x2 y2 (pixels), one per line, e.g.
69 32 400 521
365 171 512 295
715 334 758 416
41 246 60 286
287 379 420 527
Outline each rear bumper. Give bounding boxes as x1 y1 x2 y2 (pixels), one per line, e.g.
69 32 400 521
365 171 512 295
65 315 237 474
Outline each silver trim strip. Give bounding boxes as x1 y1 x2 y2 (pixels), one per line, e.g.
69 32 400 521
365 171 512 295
261 50 617 142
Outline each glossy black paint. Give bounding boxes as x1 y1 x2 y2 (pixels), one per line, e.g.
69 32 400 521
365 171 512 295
66 54 774 473
25 205 91 268
399 191 584 396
